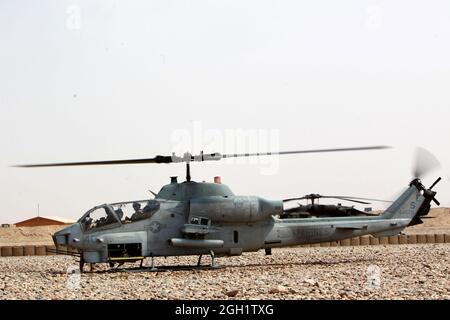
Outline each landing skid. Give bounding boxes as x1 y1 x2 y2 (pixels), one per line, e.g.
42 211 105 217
114 264 225 273
77 251 223 273
107 251 223 273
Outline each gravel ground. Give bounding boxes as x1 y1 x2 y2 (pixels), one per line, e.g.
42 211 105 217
0 244 449 300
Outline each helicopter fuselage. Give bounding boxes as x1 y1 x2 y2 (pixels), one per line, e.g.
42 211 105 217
53 179 432 265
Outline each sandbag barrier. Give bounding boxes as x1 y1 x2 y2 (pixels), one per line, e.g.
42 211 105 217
0 245 78 257
0 234 449 257
300 233 450 247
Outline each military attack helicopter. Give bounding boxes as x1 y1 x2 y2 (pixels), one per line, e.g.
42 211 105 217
15 146 441 272
281 193 390 218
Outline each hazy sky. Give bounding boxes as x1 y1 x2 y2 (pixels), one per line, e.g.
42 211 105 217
1 0 450 223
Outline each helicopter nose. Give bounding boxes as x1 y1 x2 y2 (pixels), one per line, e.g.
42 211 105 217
53 223 81 247
53 227 71 246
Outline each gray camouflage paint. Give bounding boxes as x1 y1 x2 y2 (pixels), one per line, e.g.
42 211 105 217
54 180 425 263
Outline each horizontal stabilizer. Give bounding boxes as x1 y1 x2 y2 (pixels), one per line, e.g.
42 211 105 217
371 228 404 237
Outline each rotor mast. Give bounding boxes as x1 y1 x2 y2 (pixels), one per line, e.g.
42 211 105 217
172 151 214 182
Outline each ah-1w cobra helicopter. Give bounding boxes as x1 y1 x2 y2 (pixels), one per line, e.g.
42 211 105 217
15 146 441 272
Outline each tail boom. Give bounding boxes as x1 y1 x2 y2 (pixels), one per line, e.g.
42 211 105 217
264 178 438 247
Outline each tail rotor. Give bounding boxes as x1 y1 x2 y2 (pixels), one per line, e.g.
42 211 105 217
412 147 441 180
407 147 443 225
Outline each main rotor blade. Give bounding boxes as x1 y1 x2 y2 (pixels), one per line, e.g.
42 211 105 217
222 145 390 159
283 195 393 204
13 145 391 168
13 155 173 168
282 196 370 204
326 196 393 203
320 197 371 205
283 196 308 202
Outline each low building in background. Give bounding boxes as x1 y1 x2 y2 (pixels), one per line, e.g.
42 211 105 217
14 216 75 227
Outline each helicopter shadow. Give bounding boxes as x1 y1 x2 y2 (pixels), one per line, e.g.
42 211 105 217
214 257 381 271
90 256 381 274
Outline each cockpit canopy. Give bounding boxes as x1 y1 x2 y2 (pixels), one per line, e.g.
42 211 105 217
79 200 160 232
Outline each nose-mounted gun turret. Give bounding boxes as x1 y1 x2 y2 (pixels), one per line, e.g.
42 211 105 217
408 177 441 226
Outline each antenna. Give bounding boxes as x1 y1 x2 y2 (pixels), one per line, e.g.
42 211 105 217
186 163 191 182
37 204 40 217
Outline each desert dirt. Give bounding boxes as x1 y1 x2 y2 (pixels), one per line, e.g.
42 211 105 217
1 209 449 300
1 208 449 246
0 245 448 300
404 207 450 234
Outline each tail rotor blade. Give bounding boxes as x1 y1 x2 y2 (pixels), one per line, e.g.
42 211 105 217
413 147 441 179
429 177 442 190
432 198 441 206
